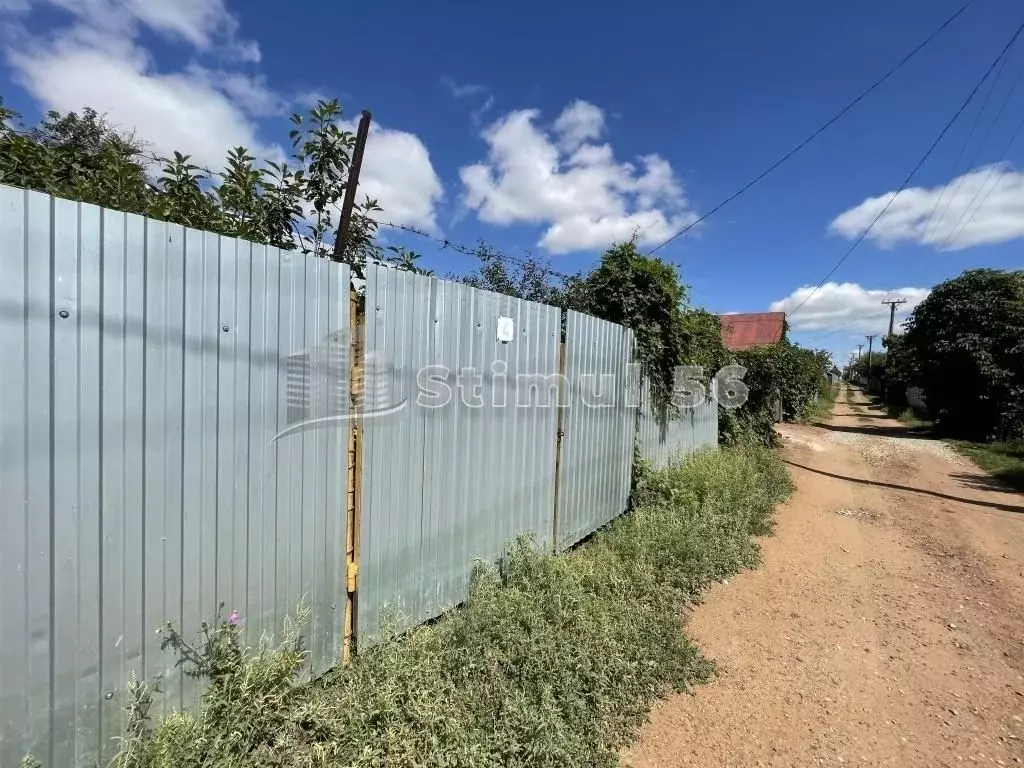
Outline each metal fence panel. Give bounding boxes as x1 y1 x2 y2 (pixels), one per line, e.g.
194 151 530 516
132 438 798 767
359 265 561 639
0 185 350 767
556 311 635 550
637 382 719 470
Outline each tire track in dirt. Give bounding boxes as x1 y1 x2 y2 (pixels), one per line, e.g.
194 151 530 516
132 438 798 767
622 385 1024 768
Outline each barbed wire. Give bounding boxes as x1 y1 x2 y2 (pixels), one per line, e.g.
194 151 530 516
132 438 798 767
377 221 576 280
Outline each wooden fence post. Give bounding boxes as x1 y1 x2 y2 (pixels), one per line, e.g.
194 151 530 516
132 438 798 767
343 291 363 663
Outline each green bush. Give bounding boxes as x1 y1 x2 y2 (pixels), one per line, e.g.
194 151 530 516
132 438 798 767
901 269 1024 441
109 446 791 768
719 343 831 445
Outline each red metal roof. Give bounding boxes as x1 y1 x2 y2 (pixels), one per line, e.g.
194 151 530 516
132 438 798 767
719 312 786 350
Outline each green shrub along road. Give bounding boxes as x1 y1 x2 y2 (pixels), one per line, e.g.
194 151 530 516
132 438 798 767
99 447 792 768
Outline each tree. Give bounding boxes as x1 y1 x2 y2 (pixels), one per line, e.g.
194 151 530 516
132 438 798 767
0 102 153 214
901 268 1024 440
724 342 832 446
460 243 567 305
568 239 691 410
0 96 384 273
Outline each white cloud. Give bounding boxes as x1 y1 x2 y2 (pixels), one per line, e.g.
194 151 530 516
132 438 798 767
343 120 443 232
770 282 930 333
192 69 286 117
830 164 1024 250
2 0 443 229
441 75 487 100
552 99 604 152
8 40 282 168
441 75 494 127
460 102 697 253
14 0 258 58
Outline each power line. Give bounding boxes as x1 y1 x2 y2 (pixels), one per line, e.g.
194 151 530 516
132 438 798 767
645 0 978 255
804 319 861 341
938 93 1024 246
919 51 1013 241
924 46 1024 241
788 15 1024 319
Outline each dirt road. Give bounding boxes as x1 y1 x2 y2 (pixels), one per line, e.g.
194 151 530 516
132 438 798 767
623 385 1024 767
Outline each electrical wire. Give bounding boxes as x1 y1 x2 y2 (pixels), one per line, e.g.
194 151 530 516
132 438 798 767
938 103 1024 246
645 0 979 255
787 15 1024 319
923 48 1024 242
804 320 863 341
918 52 1012 241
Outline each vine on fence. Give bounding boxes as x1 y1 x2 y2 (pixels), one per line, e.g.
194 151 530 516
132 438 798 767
459 237 831 446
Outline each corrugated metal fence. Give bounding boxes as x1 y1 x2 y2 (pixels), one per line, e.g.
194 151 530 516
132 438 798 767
555 311 636 550
0 186 720 765
0 186 351 768
358 266 562 638
637 387 719 471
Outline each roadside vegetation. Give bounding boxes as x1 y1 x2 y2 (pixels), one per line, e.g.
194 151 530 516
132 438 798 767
947 441 1024 492
803 380 839 425
846 269 1023 489
849 269 1023 443
104 447 792 768
895 406 931 429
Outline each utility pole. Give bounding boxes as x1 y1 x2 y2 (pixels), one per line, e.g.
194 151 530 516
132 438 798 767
881 298 907 340
865 335 876 370
857 344 864 359
334 110 373 262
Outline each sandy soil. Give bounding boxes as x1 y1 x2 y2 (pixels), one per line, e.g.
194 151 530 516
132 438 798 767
622 385 1024 768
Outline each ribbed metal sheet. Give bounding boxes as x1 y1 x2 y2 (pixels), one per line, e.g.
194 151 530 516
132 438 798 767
0 185 350 767
719 312 786 350
637 382 719 469
359 265 561 640
555 311 635 550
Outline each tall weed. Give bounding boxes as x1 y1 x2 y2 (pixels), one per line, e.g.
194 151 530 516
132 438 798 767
110 445 791 768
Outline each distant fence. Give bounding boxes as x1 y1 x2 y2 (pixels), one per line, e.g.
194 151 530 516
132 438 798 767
0 186 718 765
906 386 927 413
638 385 719 471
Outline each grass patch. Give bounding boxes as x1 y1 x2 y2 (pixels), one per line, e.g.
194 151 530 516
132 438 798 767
105 446 792 768
861 393 933 430
802 383 838 424
948 440 1024 492
895 406 932 429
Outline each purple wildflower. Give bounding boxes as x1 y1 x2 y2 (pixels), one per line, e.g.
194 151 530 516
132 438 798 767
227 610 240 625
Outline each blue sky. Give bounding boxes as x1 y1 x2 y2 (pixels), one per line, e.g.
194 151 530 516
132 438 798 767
1 0 1023 362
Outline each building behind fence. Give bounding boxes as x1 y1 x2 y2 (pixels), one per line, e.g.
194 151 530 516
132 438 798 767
0 185 717 766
